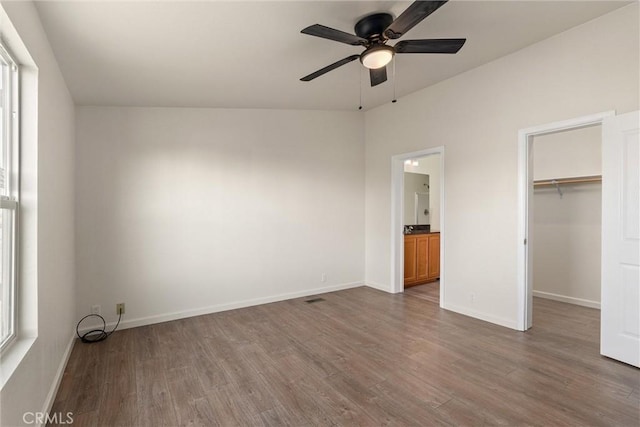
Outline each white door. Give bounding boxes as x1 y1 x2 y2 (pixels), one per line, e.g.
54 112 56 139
601 111 640 367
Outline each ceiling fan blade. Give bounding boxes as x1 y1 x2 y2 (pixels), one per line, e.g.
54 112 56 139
301 24 367 46
384 1 448 40
300 55 360 82
370 67 387 87
395 38 466 54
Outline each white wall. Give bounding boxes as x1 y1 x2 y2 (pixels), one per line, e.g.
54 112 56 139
364 4 639 328
532 126 602 307
533 125 601 180
75 107 364 329
0 1 76 426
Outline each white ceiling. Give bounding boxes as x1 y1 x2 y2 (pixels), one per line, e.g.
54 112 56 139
35 1 629 111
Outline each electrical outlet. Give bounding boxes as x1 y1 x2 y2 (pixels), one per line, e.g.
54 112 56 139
321 273 327 283
470 293 476 303
91 305 101 315
116 303 125 315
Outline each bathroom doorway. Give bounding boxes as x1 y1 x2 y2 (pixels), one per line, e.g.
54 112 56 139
402 154 441 303
391 147 445 306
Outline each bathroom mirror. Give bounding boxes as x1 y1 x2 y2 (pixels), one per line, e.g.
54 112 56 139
404 172 429 225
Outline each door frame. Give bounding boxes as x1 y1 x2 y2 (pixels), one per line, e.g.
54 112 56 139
391 147 445 306
516 111 614 331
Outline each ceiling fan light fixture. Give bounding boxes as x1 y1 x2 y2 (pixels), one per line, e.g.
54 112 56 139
360 45 395 69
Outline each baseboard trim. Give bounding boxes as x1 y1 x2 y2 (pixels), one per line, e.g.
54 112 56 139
41 333 75 418
442 302 519 330
533 290 600 309
365 281 392 293
78 282 363 334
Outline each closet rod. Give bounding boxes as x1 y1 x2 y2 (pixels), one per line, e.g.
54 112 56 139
533 175 602 187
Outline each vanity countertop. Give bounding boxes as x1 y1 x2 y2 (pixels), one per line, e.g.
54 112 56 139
405 230 439 235
403 225 438 235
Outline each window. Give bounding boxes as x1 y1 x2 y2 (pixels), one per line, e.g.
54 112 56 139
0 42 18 351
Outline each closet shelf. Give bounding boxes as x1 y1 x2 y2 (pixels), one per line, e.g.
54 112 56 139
534 175 601 198
533 175 602 187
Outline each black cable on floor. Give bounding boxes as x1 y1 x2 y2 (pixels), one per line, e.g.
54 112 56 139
76 312 122 343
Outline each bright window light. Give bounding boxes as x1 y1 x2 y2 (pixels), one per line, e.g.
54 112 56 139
0 42 19 352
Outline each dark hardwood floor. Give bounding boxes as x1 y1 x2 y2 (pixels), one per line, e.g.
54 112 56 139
404 280 440 304
49 287 639 426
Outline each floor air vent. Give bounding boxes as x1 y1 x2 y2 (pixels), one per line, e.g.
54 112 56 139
305 298 325 304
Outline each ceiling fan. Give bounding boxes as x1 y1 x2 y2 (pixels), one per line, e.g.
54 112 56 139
300 0 465 87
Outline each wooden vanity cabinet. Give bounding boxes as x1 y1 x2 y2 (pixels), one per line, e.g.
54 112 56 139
404 232 440 287
427 233 440 282
404 237 418 283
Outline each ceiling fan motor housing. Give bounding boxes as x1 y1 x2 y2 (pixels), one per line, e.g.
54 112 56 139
354 13 394 41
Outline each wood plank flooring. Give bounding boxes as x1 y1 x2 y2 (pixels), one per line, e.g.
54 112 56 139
404 281 440 304
49 287 639 426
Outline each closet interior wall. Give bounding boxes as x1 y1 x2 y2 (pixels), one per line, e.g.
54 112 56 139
532 125 602 308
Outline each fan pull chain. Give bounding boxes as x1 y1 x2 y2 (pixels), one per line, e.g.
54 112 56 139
392 56 397 103
358 66 363 110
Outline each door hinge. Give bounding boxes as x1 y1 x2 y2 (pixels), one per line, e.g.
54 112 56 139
524 238 527 245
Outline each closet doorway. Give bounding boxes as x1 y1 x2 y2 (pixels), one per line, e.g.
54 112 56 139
530 125 603 312
519 111 640 367
517 112 614 331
